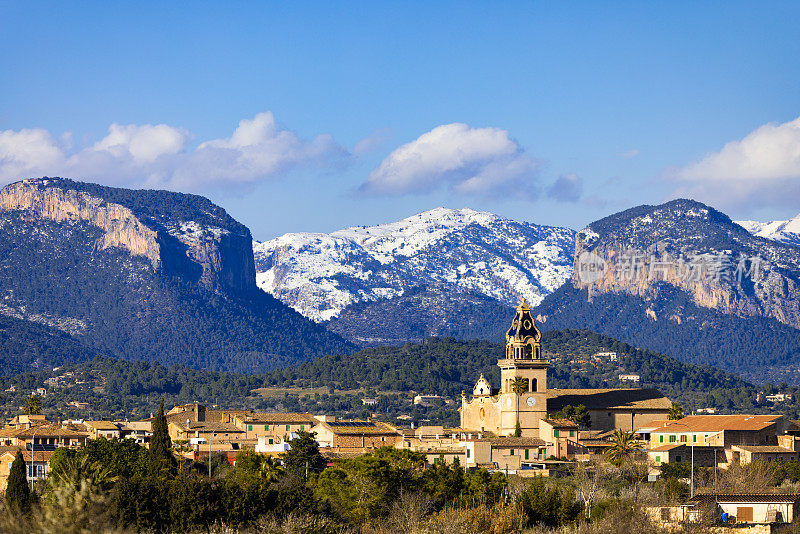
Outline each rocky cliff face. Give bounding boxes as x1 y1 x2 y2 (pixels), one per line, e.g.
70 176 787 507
569 199 800 330
0 178 255 294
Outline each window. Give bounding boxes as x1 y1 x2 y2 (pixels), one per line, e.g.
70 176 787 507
286 425 290 431
525 449 529 460
569 430 575 437
554 430 560 438
247 425 253 431
692 435 697 443
736 507 753 522
466 449 471 459
655 455 661 463
676 455 682 462
300 425 304 431
268 438 273 445
669 435 676 443
264 425 268 431
680 435 687 443
510 449 514 455
659 435 664 443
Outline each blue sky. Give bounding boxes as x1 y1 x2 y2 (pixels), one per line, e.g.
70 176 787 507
2 2 800 240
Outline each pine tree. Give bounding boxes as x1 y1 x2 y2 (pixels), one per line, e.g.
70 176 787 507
514 421 522 437
6 450 31 514
149 399 174 476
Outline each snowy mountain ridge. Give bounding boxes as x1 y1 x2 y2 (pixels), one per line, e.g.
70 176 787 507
253 207 575 322
736 213 800 247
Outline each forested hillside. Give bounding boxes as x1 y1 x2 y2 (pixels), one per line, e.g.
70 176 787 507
0 179 355 373
264 330 760 411
4 330 790 426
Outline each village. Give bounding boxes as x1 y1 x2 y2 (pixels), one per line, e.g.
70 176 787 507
3 303 800 531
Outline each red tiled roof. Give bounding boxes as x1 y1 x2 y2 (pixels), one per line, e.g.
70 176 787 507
651 415 782 433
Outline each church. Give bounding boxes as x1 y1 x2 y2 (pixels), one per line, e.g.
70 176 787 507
459 301 672 437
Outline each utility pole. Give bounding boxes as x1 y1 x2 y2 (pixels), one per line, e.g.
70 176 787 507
714 449 717 493
305 460 309 480
208 434 212 478
691 440 694 499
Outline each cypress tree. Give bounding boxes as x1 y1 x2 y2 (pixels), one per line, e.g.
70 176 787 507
149 399 174 475
6 450 31 513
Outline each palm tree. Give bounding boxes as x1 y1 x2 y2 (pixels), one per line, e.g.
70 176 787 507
510 376 529 435
258 455 284 484
605 429 644 466
668 402 684 420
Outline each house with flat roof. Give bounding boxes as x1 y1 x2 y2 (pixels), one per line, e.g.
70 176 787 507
688 491 800 525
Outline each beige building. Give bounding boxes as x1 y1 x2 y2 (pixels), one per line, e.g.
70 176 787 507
0 424 89 449
232 413 317 440
648 415 789 467
312 420 400 451
84 421 123 439
460 301 672 437
0 450 54 491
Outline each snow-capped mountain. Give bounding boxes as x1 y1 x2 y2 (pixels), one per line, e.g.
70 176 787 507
736 214 800 247
253 208 575 322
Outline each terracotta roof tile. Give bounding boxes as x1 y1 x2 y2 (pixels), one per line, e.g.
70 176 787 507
242 413 317 424
547 388 672 411
651 415 783 433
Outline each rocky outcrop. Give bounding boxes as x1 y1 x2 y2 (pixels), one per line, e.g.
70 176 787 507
0 178 255 294
570 198 800 330
0 179 162 268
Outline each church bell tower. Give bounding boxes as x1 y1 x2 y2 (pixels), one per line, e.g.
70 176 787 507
498 300 549 436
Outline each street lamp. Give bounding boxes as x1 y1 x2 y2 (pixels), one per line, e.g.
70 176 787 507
29 425 40 491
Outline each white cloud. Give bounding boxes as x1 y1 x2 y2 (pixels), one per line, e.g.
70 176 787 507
669 116 800 209
619 149 639 158
0 128 66 181
360 123 540 197
547 173 583 202
0 111 349 191
89 123 189 164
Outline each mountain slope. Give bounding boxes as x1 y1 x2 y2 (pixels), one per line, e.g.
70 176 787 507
254 208 574 338
535 198 800 383
324 284 514 345
0 178 353 374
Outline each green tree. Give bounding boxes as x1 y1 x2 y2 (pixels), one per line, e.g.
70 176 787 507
6 450 31 513
514 420 522 437
283 431 326 479
605 429 644 467
24 395 40 415
510 376 529 433
668 402 684 420
149 398 174 476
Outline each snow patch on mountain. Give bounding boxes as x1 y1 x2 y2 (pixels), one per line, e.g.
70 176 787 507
253 207 575 322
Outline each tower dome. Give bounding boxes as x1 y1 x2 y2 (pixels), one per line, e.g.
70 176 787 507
505 299 542 360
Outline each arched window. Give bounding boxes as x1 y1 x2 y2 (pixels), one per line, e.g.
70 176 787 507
530 378 537 392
